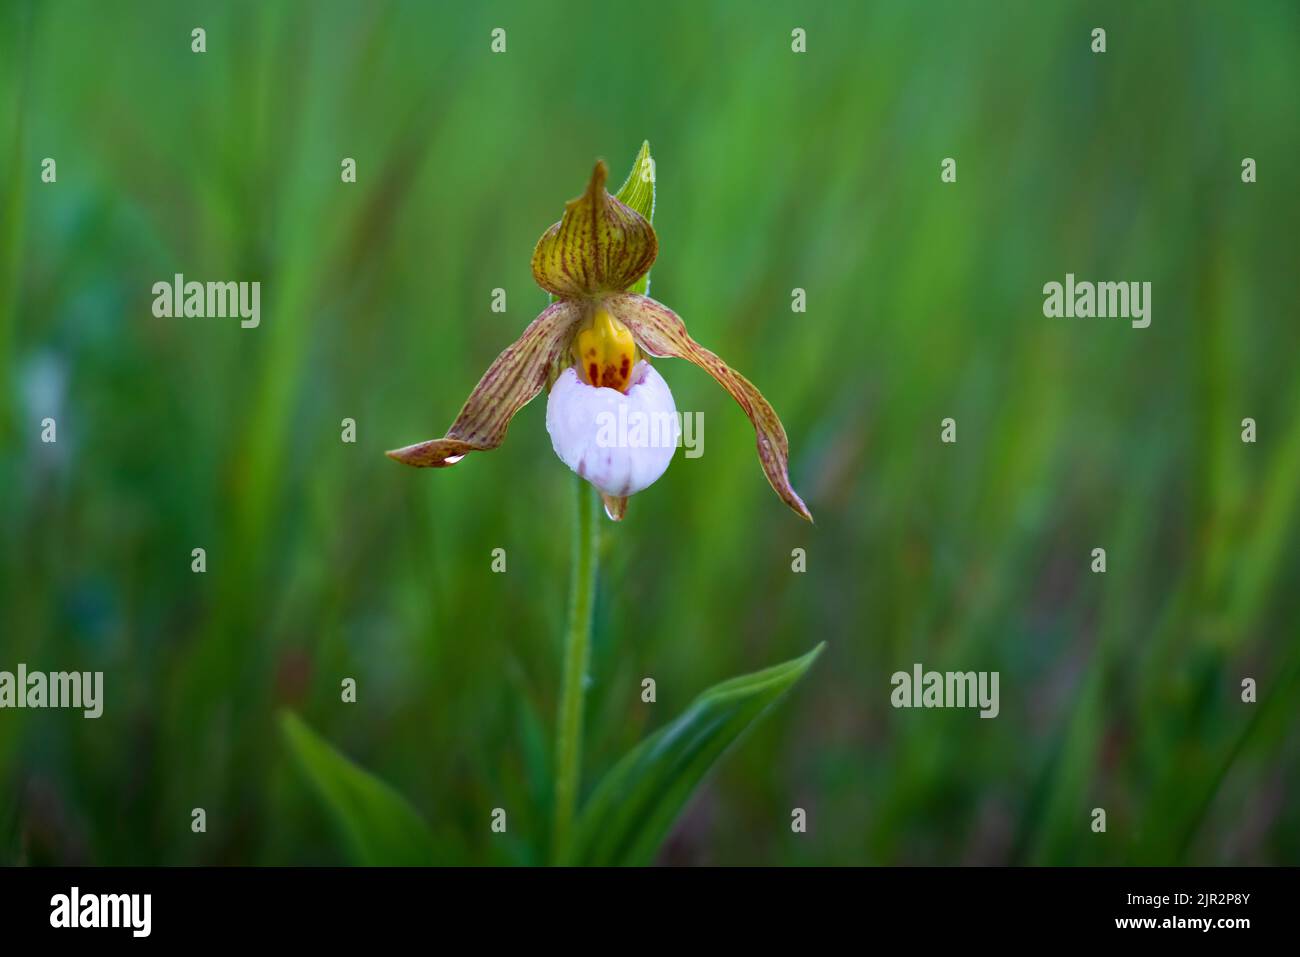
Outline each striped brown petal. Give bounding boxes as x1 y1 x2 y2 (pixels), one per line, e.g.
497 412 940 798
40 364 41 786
606 293 813 522
386 300 583 468
531 160 658 299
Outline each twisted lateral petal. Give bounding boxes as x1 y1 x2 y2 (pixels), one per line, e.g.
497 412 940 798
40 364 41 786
607 294 813 522
386 300 583 468
531 161 658 299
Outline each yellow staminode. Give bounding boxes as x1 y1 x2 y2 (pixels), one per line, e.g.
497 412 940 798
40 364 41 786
574 307 637 392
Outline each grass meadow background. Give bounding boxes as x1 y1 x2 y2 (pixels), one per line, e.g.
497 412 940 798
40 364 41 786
2 0 1299 865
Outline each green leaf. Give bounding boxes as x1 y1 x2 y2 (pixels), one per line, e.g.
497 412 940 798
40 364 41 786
615 140 655 296
564 643 825 866
280 711 437 866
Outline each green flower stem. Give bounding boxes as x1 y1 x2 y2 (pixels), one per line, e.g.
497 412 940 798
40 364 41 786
552 476 599 864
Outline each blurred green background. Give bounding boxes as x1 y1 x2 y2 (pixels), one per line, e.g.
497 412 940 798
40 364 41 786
2 0 1298 866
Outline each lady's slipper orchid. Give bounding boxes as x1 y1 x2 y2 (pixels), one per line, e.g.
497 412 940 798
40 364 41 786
387 157 812 523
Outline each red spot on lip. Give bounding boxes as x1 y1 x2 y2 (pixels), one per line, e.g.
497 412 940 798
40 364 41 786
588 363 599 384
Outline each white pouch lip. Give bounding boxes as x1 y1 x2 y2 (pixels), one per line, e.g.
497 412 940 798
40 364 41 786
545 360 680 497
